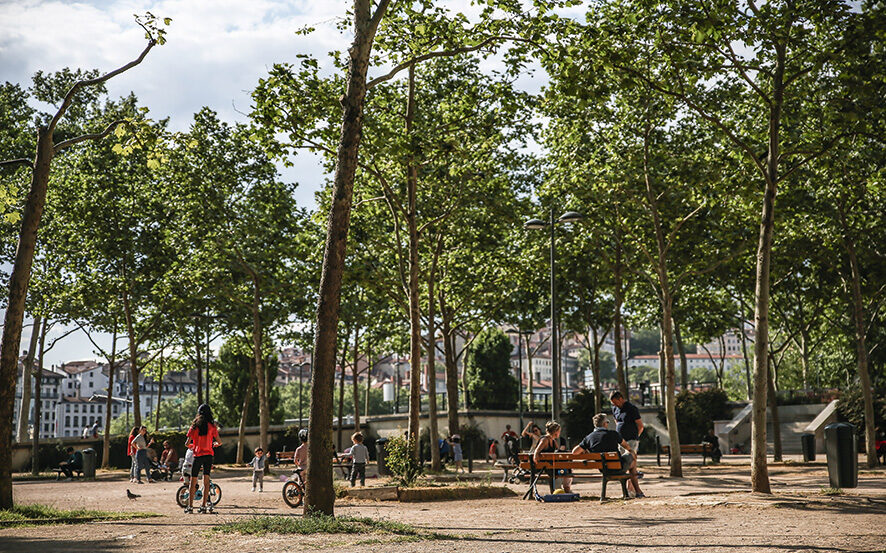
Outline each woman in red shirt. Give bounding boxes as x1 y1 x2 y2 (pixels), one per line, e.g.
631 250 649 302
184 404 221 513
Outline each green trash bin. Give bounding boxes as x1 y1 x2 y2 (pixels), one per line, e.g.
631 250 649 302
824 423 857 488
801 433 816 462
81 448 96 480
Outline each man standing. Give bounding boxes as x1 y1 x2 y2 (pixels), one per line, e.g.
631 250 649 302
572 413 645 498
610 391 643 454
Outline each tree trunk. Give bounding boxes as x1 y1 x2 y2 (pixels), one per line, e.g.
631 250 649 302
122 293 141 428
590 326 602 413
642 125 681 477
749 41 786 495
365 344 372 418
337 330 351 452
738 315 753 400
768 356 782 462
441 301 460 436
674 319 688 389
798 330 810 390
658 326 666 407
613 238 628 398
427 268 441 471
154 350 164 431
31 318 48 475
195 329 204 406
236 360 255 465
843 226 878 468
102 323 118 469
527 343 535 411
405 64 422 462
16 316 41 443
0 127 53 508
352 334 360 434
251 281 269 457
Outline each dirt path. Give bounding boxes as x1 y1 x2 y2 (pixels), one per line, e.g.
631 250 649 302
3 461 884 552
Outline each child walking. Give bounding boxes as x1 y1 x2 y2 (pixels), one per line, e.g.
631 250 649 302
249 447 266 492
450 434 465 473
347 432 369 487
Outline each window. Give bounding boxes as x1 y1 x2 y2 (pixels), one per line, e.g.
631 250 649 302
73 416 78 427
90 405 95 413
65 415 70 426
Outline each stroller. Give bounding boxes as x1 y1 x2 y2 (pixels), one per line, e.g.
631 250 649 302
504 434 530 484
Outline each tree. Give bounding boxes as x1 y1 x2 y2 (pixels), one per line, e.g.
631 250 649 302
464 328 518 410
0 16 166 507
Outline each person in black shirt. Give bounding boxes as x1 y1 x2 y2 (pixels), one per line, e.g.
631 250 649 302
58 447 83 480
702 429 722 463
610 391 644 452
572 413 645 498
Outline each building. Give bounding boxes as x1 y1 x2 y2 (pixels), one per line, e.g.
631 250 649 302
13 360 64 440
55 395 125 437
626 353 744 374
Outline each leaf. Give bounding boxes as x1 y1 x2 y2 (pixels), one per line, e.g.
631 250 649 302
115 125 127 138
163 17 172 25
112 144 125 154
147 158 161 170
4 212 21 225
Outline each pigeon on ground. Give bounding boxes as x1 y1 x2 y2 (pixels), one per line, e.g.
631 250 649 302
126 489 140 500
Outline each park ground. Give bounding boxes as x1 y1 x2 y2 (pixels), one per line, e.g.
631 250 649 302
3 455 884 553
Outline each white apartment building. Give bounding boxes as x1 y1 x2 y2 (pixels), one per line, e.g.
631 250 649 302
13 363 64 440
627 353 744 373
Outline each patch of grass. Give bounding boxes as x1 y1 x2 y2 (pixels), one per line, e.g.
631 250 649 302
214 514 445 539
0 503 157 528
11 472 61 481
819 487 843 496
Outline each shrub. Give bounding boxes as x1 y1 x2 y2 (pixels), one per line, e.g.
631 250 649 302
384 436 422 486
464 328 518 410
658 389 730 444
562 388 600 442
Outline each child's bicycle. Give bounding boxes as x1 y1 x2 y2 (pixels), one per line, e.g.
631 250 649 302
282 468 305 508
176 479 222 508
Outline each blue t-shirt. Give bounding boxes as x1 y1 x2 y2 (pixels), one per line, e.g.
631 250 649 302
612 401 641 441
579 427 622 453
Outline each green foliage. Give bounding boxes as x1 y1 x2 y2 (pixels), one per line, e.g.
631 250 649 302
629 328 661 357
657 389 731 444
464 328 518 410
0 504 156 527
384 436 422 486
213 514 427 537
210 339 281 427
561 388 605 442
837 379 886 442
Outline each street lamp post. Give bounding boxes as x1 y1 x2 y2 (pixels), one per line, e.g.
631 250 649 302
525 206 584 421
507 329 534 431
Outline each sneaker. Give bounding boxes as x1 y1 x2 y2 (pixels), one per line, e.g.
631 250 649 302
258 489 263 493
207 504 215 513
635 492 646 498
148 479 156 483
198 505 207 513
251 487 256 492
183 507 193 514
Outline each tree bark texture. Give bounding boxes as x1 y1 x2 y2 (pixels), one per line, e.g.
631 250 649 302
674 319 688 389
154 351 164 432
251 283 269 457
31 318 47 475
305 0 387 516
590 326 602 413
843 229 878 468
0 128 53 507
123 293 141 428
440 301 460 436
352 335 361 434
767 357 782 462
16 316 41 443
102 324 117 469
337 330 350 452
427 269 441 471
236 361 255 465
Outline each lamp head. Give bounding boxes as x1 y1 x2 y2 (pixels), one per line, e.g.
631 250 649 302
524 218 548 230
558 211 585 224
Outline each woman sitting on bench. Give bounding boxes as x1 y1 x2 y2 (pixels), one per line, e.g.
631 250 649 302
535 421 573 493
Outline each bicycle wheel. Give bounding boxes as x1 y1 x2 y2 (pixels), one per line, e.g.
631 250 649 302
282 480 304 508
175 485 190 508
209 482 222 505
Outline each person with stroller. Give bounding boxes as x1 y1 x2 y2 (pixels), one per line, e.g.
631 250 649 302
159 440 179 480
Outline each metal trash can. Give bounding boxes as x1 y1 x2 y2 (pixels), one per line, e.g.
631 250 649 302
81 448 96 480
824 423 857 488
375 438 390 476
801 433 816 462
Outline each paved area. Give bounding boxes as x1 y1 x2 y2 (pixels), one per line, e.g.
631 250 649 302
3 456 884 552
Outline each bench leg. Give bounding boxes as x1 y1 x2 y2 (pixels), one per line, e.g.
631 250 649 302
502 468 509 483
549 469 555 494
620 479 629 499
600 476 608 502
523 469 541 501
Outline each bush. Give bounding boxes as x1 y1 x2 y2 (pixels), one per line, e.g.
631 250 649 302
658 389 730 444
464 328 518 410
837 379 886 446
562 388 602 442
384 436 422 486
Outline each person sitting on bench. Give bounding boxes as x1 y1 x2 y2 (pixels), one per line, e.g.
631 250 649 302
572 413 645 498
535 421 573 493
702 429 722 463
58 447 83 479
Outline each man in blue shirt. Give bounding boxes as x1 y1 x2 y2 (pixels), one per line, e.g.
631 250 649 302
610 391 644 453
572 413 645 498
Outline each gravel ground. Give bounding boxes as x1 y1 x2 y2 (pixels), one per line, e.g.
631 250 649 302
3 457 884 553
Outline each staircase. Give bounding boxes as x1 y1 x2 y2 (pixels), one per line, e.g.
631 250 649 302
766 404 826 454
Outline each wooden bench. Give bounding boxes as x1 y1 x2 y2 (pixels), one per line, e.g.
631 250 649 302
53 467 82 480
518 452 632 502
493 461 518 483
656 438 715 466
275 451 295 465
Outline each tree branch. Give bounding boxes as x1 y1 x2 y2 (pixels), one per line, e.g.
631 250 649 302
54 120 127 153
0 158 33 170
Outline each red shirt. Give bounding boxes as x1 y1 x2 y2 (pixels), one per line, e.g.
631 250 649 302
187 423 219 456
127 435 136 456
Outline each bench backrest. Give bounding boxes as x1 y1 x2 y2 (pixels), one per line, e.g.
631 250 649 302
277 451 295 460
660 443 713 454
518 451 623 471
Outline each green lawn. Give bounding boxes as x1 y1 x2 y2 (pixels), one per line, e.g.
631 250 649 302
0 503 158 528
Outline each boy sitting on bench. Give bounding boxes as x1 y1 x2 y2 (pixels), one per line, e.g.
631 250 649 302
572 413 645 498
58 447 83 479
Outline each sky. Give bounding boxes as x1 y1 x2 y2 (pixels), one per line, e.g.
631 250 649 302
0 0 559 366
